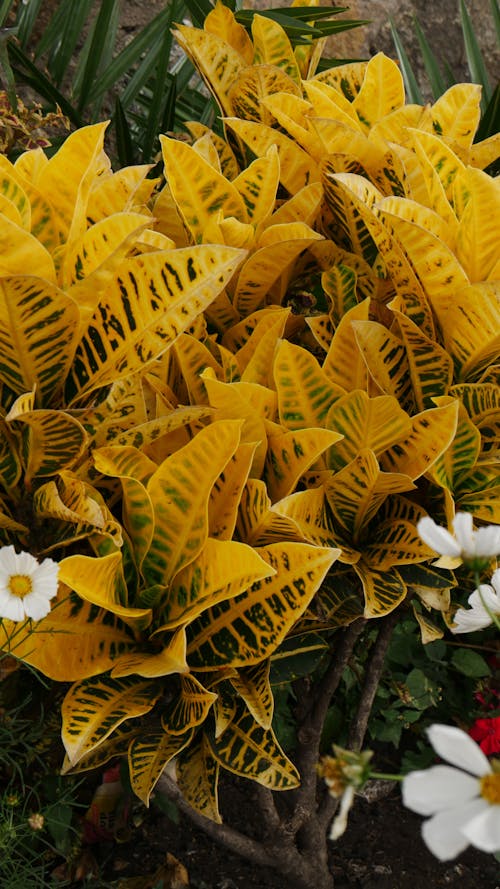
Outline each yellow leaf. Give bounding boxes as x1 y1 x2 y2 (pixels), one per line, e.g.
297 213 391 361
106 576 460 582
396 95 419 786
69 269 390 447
143 420 243 586
62 674 161 765
352 53 405 130
155 537 274 630
0 276 79 404
187 542 339 668
160 136 247 243
251 13 301 85
111 629 188 678
381 402 459 479
431 84 481 149
274 339 344 430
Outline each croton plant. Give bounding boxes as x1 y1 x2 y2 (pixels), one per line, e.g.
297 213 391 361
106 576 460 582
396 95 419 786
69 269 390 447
0 0 498 839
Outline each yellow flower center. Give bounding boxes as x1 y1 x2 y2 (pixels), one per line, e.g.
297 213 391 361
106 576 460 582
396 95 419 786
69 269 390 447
480 773 500 805
8 574 33 599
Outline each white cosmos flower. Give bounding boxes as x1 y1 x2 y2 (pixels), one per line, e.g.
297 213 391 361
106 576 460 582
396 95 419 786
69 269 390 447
417 513 500 569
402 724 500 860
0 546 59 621
451 569 500 634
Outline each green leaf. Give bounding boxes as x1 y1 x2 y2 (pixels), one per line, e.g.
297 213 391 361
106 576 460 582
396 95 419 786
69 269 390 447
389 18 423 104
451 648 491 677
459 0 492 107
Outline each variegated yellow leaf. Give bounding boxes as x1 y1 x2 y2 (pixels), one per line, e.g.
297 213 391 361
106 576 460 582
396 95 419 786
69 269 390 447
208 441 256 539
160 136 248 243
313 59 368 101
381 401 459 479
233 144 280 223
233 231 322 316
128 727 194 807
325 449 415 538
155 537 274 630
354 562 406 617
5 396 87 484
251 13 301 85
59 552 152 631
205 2 253 62
428 398 482 492
271 486 350 558
187 542 339 668
229 65 302 125
143 420 242 586
393 311 454 410
64 246 246 403
0 586 136 681
86 164 156 223
202 375 274 476
239 307 290 386
322 299 370 391
325 389 412 471
62 673 161 765
236 478 306 547
0 217 55 280
162 674 218 734
352 320 414 410
352 53 404 130
36 122 109 242
224 117 320 194
230 661 273 730
430 84 481 149
0 276 79 405
265 427 342 501
176 734 221 822
455 167 500 282
173 24 246 116
274 340 344 430
303 78 361 129
206 701 299 788
440 282 500 381
111 629 188 678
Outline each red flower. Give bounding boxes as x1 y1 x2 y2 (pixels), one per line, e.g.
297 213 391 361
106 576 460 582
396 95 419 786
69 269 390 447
469 716 500 755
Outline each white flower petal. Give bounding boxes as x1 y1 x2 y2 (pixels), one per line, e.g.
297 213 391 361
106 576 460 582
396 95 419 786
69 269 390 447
13 549 40 574
421 799 487 861
427 724 490 776
453 513 475 555
0 589 25 621
451 605 493 634
417 518 461 557
490 568 500 596
473 526 500 558
31 560 59 598
462 804 500 853
0 545 20 573
329 785 355 840
23 594 52 621
402 766 478 816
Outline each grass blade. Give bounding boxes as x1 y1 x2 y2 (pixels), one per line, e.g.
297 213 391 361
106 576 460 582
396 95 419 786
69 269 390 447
114 96 137 167
491 0 500 44
0 0 14 28
459 0 491 107
389 18 423 103
7 40 83 126
35 0 95 87
14 0 43 47
412 16 447 100
76 0 120 113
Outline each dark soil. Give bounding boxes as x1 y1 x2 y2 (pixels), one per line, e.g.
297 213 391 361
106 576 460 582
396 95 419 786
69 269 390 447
92 785 500 889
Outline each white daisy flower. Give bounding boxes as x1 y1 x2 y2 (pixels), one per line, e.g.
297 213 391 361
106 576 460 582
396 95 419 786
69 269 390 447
451 569 500 634
0 546 59 621
417 513 500 569
402 724 500 860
